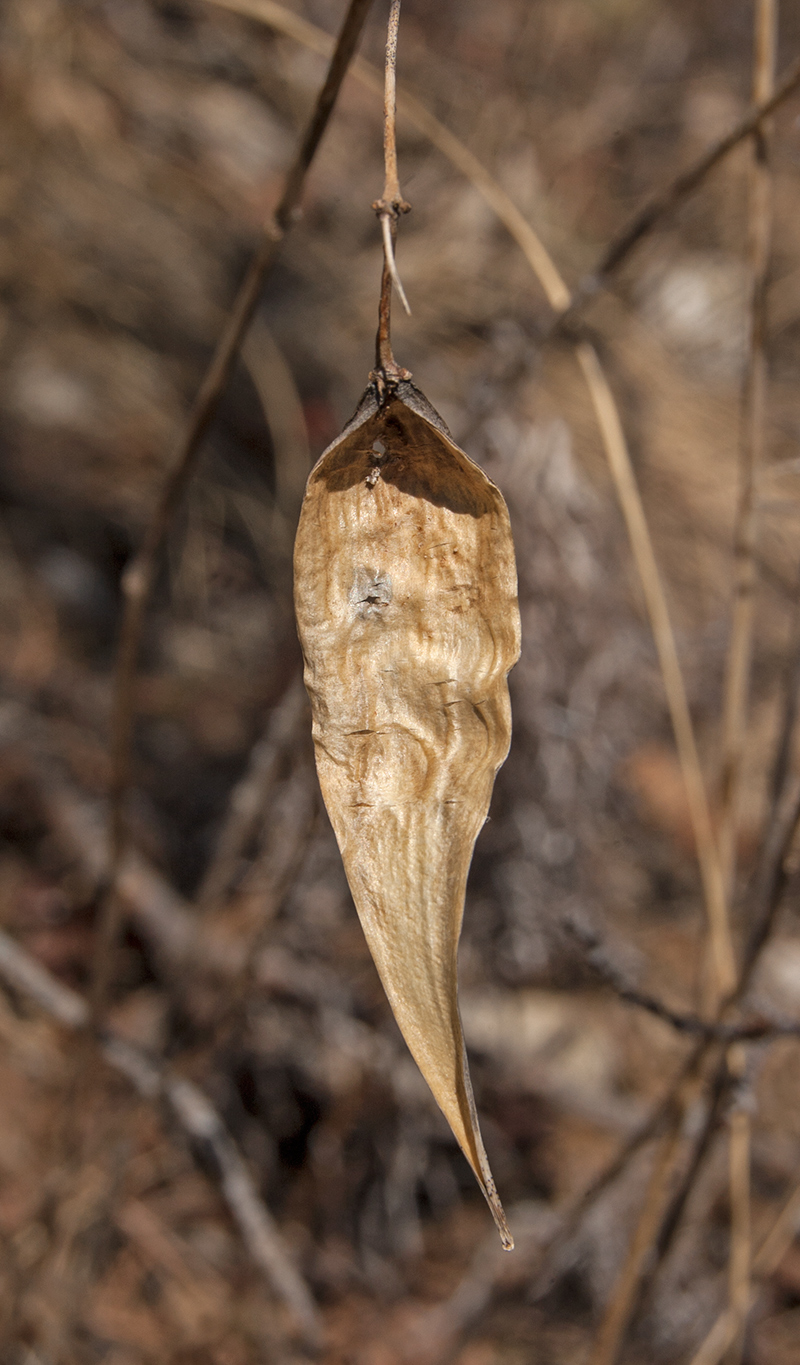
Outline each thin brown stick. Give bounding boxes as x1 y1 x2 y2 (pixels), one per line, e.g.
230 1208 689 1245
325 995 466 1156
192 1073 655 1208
94 0 375 1016
719 0 778 896
727 1097 752 1365
372 0 411 384
559 48 800 329
0 928 322 1351
719 12 777 1353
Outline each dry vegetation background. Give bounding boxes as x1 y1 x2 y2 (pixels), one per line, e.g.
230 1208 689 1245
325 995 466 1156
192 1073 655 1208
2 0 800 1361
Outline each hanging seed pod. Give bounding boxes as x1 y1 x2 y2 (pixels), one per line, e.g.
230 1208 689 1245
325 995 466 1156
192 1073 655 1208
294 377 520 1247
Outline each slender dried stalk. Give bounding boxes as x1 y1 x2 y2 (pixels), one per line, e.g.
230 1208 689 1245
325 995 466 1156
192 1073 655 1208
93 0 375 1015
719 0 778 896
718 11 778 1355
372 0 411 379
727 1098 752 1364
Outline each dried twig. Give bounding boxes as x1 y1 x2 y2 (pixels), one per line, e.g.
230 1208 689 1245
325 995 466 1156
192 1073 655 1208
719 0 778 896
727 1098 753 1364
719 11 778 1351
570 922 800 1042
95 0 376 1014
559 48 800 328
0 927 322 1350
372 0 411 383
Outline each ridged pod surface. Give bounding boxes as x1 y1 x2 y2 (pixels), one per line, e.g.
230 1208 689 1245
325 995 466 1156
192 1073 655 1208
293 380 520 1246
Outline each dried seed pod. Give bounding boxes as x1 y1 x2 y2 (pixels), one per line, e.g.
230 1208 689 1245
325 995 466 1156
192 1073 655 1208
294 379 520 1247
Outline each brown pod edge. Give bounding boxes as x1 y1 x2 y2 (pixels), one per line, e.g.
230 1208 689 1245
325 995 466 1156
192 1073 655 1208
293 379 521 1248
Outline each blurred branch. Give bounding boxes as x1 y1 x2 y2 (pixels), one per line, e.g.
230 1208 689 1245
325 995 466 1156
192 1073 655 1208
721 11 778 1352
728 1093 753 1364
0 928 322 1351
97 0 376 1016
568 920 800 1042
560 47 800 328
719 0 778 898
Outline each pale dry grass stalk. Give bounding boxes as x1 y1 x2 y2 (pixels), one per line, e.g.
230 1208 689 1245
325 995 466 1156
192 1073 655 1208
719 7 778 1353
719 0 778 897
94 0 375 1016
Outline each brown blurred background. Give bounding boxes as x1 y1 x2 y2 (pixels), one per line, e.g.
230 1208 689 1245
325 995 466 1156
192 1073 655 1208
2 0 800 1361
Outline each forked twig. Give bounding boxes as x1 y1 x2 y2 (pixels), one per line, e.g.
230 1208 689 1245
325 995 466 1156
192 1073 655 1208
0 928 322 1350
95 0 375 1015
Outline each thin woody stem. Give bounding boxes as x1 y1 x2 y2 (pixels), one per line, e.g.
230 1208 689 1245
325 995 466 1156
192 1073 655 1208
92 0 375 1017
719 0 778 895
382 0 401 205
373 0 411 384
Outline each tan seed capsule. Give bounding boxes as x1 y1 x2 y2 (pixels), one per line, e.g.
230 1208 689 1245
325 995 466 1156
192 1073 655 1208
294 379 520 1247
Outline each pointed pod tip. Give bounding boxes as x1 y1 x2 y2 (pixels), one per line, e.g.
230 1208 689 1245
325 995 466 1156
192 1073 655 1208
485 1180 514 1250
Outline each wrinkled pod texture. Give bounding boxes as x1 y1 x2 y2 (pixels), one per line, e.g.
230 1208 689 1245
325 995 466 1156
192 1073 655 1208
294 380 521 1247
